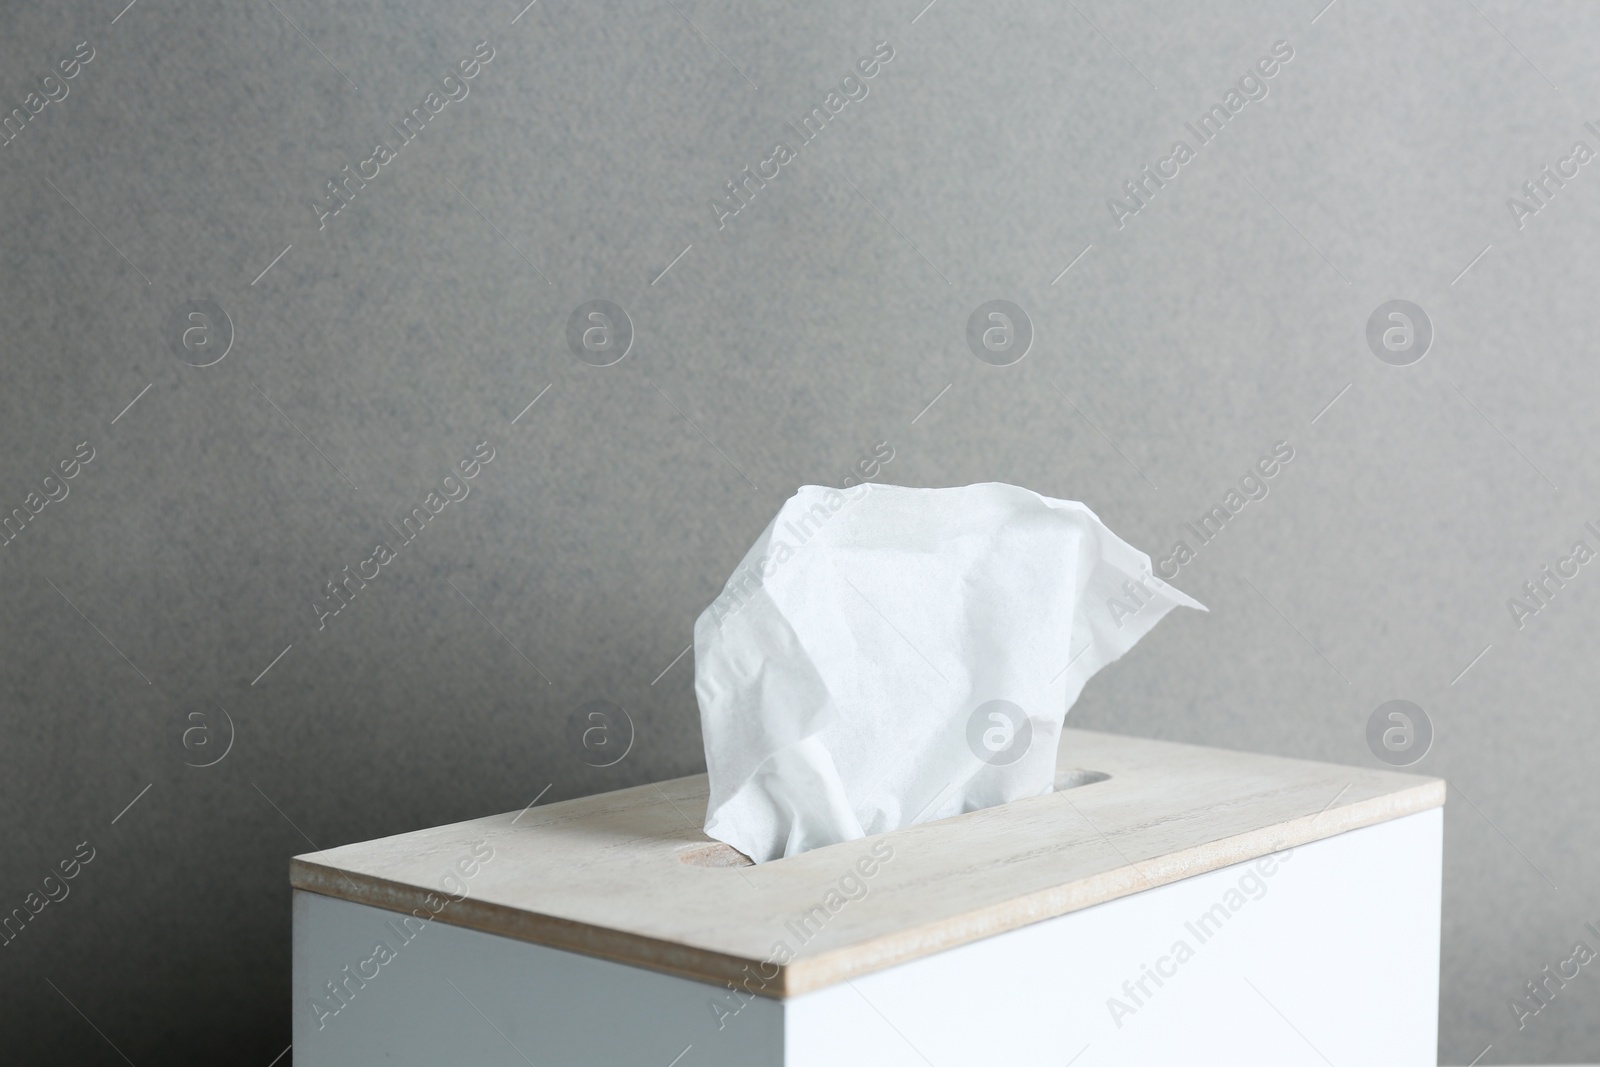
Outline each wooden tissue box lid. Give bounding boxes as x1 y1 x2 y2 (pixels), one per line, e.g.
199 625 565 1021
290 728 1444 998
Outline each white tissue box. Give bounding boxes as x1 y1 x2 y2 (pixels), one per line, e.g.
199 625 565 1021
290 729 1444 1066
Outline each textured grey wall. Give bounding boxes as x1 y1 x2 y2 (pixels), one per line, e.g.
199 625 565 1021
2 0 1597 1061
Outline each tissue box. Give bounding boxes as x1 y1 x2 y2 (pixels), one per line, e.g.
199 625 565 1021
290 729 1444 1066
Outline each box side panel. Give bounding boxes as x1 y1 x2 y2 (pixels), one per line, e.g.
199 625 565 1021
785 808 1443 1066
292 890 782 1066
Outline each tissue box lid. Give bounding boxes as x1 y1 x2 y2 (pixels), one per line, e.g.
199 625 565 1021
290 728 1444 998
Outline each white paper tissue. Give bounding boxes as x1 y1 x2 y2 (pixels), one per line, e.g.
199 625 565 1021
694 482 1204 863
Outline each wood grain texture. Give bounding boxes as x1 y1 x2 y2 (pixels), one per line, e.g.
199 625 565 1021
291 728 1445 997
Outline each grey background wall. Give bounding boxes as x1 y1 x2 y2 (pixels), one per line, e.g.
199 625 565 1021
1 0 1596 1061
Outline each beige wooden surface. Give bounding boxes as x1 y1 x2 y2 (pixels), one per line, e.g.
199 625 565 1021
291 728 1445 997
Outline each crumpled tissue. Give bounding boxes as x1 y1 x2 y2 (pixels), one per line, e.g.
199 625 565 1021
694 482 1204 862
